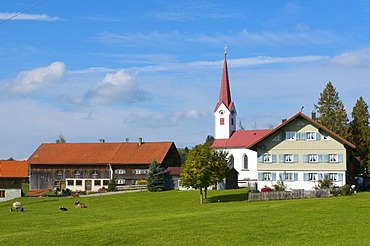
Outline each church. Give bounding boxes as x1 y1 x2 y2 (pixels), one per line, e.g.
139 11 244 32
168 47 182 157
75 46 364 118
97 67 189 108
211 51 356 191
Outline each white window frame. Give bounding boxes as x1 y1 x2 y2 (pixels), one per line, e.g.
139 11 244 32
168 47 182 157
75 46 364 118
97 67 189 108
283 173 294 181
116 179 125 185
263 154 272 163
286 131 296 141
115 169 126 174
329 173 338 181
308 154 318 163
263 172 272 181
329 154 338 163
308 173 318 181
284 154 294 163
306 132 316 140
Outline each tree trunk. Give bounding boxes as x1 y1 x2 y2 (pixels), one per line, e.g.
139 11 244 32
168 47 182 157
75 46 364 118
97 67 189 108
204 187 208 199
199 188 203 204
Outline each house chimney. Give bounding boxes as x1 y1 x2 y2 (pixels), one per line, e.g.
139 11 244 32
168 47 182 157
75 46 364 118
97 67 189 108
282 118 287 123
311 111 316 121
138 138 143 145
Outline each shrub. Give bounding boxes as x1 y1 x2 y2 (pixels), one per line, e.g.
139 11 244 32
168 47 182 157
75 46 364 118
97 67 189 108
315 179 332 190
261 186 272 192
273 180 287 191
137 179 147 185
108 179 116 192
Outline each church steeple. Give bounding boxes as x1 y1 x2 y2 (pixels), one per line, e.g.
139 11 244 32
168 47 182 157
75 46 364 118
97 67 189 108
214 48 237 140
214 48 234 112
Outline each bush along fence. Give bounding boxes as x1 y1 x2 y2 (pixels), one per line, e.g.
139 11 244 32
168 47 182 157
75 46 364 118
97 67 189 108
248 189 330 201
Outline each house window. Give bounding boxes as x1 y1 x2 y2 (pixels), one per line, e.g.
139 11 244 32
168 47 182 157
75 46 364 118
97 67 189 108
309 173 317 181
220 118 225 125
231 118 234 126
284 173 294 181
0 190 5 198
286 132 296 141
103 180 109 186
263 172 272 181
308 154 318 163
323 135 330 140
67 180 74 186
306 132 316 140
116 179 125 185
243 154 248 170
272 135 280 141
94 180 101 186
228 155 234 168
74 170 81 177
263 154 272 163
284 154 294 163
76 180 82 186
329 154 338 163
135 169 148 175
115 169 126 174
92 170 98 176
56 170 63 175
329 173 338 181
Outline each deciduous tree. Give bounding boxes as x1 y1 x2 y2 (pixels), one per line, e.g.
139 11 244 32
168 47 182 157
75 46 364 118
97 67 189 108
314 82 348 136
180 144 229 204
56 134 66 143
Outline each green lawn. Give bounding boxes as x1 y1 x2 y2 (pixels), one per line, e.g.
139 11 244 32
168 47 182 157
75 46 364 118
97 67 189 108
1 189 369 245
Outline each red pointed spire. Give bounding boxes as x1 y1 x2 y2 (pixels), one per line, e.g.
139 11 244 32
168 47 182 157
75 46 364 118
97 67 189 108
214 52 233 112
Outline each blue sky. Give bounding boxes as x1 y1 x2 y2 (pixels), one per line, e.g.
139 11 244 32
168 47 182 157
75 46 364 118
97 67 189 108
1 0 370 159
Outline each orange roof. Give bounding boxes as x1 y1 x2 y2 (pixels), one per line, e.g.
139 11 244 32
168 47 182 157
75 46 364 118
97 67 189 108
211 129 272 149
0 160 28 178
28 142 176 165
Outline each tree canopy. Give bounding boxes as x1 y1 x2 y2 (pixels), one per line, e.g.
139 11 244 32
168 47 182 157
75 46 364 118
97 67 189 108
146 160 165 192
314 82 348 136
347 97 370 169
180 144 229 204
56 134 66 143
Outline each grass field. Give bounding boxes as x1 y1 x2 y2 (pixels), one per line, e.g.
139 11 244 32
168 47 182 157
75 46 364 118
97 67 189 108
1 189 370 245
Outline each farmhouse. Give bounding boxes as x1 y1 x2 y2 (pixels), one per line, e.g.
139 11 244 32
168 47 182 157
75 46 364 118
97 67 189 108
28 139 181 192
0 160 28 202
211 52 356 190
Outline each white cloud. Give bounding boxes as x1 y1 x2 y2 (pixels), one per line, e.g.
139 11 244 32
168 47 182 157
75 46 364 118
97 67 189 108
9 61 65 94
0 12 62 21
329 53 368 66
83 69 150 105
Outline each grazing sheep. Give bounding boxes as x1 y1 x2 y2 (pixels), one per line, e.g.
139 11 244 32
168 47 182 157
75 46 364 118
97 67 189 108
74 201 87 208
59 207 68 211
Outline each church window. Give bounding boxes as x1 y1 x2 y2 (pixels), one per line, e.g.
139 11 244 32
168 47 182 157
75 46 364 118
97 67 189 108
243 154 248 170
220 118 224 125
228 155 234 168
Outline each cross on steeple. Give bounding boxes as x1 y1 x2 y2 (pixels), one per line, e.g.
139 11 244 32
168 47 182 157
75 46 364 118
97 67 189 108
224 42 227 56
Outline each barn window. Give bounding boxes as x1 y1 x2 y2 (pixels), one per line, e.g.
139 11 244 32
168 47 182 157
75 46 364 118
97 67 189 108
76 180 82 186
0 190 5 198
67 180 74 186
94 180 101 186
103 180 109 186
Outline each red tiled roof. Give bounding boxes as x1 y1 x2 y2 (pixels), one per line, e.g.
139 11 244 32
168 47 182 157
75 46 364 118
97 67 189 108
214 55 234 112
28 142 175 165
0 160 28 178
211 129 271 149
164 166 181 176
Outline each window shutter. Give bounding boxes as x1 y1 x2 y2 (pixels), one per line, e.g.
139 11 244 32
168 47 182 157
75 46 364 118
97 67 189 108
303 154 308 163
316 132 321 140
257 154 263 163
294 154 298 163
279 172 285 181
323 154 329 163
338 173 343 181
318 173 323 180
258 173 263 181
338 154 343 163
323 173 329 179
304 173 309 181
294 173 298 181
318 154 323 163
296 132 301 140
279 154 284 163
282 132 286 140
272 154 277 163
272 172 276 181
302 132 307 140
